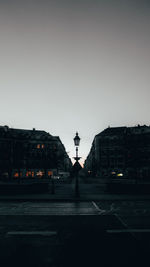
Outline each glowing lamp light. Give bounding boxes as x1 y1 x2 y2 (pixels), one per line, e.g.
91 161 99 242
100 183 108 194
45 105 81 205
117 173 123 177
74 132 80 146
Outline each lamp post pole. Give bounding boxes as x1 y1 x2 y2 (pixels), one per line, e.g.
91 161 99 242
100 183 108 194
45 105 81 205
73 132 81 198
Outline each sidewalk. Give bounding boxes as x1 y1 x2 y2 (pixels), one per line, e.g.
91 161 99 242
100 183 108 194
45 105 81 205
0 180 150 201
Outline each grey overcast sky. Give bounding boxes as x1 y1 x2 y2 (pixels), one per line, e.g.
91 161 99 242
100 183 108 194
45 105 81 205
0 0 150 165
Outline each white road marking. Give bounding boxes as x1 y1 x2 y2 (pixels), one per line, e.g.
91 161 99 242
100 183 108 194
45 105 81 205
92 201 101 211
114 214 129 229
7 231 57 236
107 229 150 233
92 201 106 214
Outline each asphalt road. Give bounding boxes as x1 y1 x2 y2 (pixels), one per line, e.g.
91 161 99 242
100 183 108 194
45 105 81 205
0 199 150 228
96 199 150 263
0 200 145 267
96 200 150 228
0 201 100 215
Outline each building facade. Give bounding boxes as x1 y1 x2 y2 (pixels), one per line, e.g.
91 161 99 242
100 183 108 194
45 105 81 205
84 125 150 180
0 126 72 180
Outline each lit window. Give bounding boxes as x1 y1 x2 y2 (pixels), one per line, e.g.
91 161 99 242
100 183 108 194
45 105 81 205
48 171 53 176
14 172 19 178
41 144 45 148
26 171 32 177
37 144 40 149
36 170 44 177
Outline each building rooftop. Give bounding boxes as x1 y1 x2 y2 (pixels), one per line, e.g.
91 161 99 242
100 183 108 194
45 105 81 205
0 126 53 140
96 125 150 137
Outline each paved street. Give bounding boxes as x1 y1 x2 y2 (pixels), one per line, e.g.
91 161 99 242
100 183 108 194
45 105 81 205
0 187 150 266
48 181 106 198
0 198 149 231
0 200 145 267
2 180 150 201
96 199 150 228
0 201 100 215
96 199 150 261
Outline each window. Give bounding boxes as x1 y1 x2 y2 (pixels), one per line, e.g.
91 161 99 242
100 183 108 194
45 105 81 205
14 172 19 178
36 170 44 177
26 171 32 177
37 144 40 149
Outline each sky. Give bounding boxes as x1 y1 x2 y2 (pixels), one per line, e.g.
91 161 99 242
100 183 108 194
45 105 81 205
0 0 150 165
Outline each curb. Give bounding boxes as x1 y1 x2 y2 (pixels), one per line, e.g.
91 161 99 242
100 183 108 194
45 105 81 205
0 194 150 201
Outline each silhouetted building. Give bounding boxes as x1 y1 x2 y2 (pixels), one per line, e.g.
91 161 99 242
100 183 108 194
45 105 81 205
0 126 72 180
84 125 150 181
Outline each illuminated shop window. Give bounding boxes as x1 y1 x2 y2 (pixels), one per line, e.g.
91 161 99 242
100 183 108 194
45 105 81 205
14 172 19 178
117 173 123 177
36 170 44 177
41 144 45 148
13 171 22 178
37 144 40 149
48 171 53 176
26 171 32 177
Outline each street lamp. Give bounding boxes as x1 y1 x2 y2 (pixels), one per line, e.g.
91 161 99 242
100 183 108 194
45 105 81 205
73 132 81 198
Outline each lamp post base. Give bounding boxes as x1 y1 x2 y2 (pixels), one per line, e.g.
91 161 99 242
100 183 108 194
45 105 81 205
75 175 80 198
